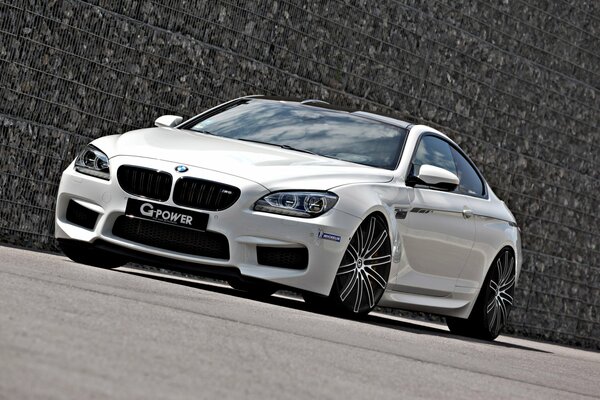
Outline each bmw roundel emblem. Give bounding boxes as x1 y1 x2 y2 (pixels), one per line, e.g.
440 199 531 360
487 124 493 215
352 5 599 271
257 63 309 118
175 165 188 173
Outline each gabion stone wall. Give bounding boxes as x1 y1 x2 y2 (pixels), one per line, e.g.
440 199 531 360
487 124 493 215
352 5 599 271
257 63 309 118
0 0 598 348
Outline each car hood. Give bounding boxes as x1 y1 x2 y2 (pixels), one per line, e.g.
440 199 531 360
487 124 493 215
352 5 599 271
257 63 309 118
104 127 394 190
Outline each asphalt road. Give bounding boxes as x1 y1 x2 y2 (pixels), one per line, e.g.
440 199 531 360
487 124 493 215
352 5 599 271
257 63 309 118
1 246 599 400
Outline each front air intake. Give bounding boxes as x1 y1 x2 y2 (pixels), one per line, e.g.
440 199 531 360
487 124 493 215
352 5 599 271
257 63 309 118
257 246 309 270
112 216 230 260
66 200 99 230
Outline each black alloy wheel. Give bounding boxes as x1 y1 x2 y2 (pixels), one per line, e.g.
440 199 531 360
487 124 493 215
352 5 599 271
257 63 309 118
447 248 516 340
330 214 392 315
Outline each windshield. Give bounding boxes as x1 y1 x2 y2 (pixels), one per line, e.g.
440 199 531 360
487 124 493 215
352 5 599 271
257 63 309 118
185 99 407 170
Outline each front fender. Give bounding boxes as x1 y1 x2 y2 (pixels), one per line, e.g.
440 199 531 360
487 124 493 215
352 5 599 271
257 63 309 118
331 182 411 281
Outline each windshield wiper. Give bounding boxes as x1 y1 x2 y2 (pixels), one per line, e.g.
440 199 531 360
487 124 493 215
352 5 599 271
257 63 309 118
193 129 217 136
279 144 317 155
237 138 317 155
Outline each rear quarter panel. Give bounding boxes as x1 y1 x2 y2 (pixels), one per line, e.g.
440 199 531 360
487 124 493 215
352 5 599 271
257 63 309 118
457 186 522 289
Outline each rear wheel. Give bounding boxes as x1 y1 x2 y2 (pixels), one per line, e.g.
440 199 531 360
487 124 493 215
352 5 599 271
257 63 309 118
305 214 392 316
446 248 516 340
58 239 128 269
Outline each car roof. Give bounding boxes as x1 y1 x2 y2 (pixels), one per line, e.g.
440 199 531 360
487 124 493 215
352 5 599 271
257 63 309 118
244 95 414 130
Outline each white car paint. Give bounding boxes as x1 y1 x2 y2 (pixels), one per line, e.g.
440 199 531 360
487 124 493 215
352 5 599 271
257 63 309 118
55 98 521 320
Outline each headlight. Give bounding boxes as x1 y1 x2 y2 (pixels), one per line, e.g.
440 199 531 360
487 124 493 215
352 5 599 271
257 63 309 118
254 191 338 218
74 144 110 180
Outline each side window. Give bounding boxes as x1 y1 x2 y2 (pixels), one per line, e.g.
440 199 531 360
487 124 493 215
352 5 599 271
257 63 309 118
412 135 456 175
450 147 485 197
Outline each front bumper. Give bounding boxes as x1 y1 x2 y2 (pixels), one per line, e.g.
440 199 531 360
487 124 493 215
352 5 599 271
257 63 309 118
55 156 360 295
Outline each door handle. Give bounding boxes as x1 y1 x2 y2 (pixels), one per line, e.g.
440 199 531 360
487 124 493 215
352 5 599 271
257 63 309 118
462 207 473 219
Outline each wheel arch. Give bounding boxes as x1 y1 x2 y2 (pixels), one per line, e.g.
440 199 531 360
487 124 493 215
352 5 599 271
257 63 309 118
480 243 520 290
481 245 516 283
466 245 517 320
327 209 395 315
331 182 402 255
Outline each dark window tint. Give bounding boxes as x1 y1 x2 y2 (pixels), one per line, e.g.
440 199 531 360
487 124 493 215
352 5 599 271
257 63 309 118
450 147 484 196
410 135 486 198
412 136 456 174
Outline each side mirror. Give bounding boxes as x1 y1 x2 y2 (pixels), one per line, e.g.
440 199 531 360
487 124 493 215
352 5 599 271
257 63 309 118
407 164 459 190
154 115 183 128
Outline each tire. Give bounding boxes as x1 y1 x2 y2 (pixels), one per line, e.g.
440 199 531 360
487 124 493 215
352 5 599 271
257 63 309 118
302 292 337 313
58 239 128 269
228 279 278 297
307 214 392 316
446 248 516 340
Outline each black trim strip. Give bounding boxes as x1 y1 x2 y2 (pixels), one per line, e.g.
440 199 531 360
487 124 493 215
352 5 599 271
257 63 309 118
406 207 518 227
472 213 518 227
93 239 241 280
409 207 462 215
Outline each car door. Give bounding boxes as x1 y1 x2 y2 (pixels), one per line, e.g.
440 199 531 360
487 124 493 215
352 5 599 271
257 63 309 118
391 134 476 296
448 145 495 290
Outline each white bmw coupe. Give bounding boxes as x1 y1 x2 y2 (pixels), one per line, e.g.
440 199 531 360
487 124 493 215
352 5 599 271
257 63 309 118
56 96 521 340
